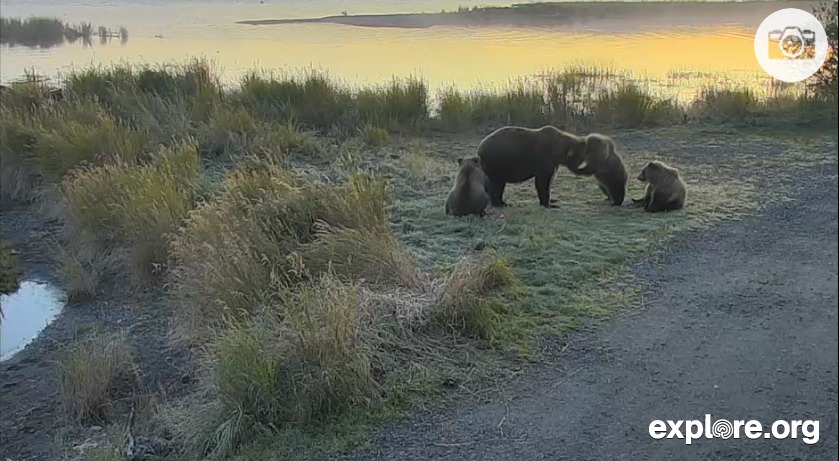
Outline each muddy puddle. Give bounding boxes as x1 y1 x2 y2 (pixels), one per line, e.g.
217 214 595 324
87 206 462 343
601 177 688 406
0 280 65 361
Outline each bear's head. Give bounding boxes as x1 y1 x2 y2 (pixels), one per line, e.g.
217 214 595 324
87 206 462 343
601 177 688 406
638 161 668 182
457 156 482 168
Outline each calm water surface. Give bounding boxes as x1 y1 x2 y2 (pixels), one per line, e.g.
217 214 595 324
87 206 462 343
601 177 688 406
0 280 65 361
0 0 769 100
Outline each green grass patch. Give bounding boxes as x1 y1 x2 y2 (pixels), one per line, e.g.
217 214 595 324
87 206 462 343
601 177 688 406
383 130 777 352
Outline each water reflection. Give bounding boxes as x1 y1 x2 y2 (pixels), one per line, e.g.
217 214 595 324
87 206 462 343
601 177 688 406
0 31 127 49
0 24 767 102
0 18 128 49
0 0 778 100
0 280 65 361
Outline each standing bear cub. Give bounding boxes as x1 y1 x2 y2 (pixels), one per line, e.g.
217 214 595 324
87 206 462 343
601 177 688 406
476 125 587 208
632 160 686 212
445 156 491 217
565 133 628 206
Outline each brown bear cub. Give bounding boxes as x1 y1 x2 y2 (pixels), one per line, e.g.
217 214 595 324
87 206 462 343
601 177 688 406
565 133 628 206
445 156 491 217
476 125 587 208
632 160 686 212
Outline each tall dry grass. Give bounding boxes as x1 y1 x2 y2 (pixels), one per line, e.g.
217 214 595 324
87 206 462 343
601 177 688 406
168 159 396 342
56 332 137 424
61 141 203 281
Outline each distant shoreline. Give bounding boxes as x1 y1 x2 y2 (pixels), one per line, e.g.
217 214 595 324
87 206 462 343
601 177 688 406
237 0 817 30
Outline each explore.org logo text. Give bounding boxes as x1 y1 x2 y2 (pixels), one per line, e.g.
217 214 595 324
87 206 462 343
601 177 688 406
649 415 819 445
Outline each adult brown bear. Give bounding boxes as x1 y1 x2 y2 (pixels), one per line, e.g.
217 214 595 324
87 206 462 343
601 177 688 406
445 156 490 217
476 125 587 208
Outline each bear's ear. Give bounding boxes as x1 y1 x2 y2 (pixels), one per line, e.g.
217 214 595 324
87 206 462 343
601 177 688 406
456 157 464 165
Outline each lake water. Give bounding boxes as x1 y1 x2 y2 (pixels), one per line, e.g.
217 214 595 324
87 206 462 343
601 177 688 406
0 0 782 101
0 280 65 361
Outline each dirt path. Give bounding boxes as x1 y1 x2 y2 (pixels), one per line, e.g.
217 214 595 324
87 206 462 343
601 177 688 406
342 163 839 460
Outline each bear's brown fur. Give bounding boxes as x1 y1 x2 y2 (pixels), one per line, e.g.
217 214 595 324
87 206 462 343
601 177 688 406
565 133 628 206
631 160 686 212
476 125 587 208
48 88 64 102
445 156 491 217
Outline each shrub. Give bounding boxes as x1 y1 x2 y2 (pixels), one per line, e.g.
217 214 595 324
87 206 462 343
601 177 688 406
356 76 428 128
32 102 150 183
811 1 838 98
168 161 305 341
197 104 260 157
595 82 678 127
55 242 121 301
61 141 202 281
56 332 137 423
169 163 394 342
266 121 326 158
451 84 549 127
0 239 20 297
437 87 471 128
0 78 54 112
183 273 378 458
427 251 519 340
692 86 756 122
0 109 39 201
302 222 424 289
357 123 390 146
237 70 355 130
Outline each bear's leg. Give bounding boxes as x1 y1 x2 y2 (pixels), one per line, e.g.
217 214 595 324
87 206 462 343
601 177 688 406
486 178 508 207
597 183 611 201
607 182 626 206
645 201 667 213
644 190 666 213
535 173 557 208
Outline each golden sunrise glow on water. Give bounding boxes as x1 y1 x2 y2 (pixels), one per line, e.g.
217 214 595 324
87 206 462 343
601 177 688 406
1 24 766 99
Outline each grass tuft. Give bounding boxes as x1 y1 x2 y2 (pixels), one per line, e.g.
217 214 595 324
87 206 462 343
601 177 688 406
181 273 379 459
0 239 21 299
169 162 394 342
357 123 390 147
692 86 757 122
303 222 424 289
61 141 202 282
33 104 151 184
426 251 519 340
595 82 680 127
56 332 137 424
